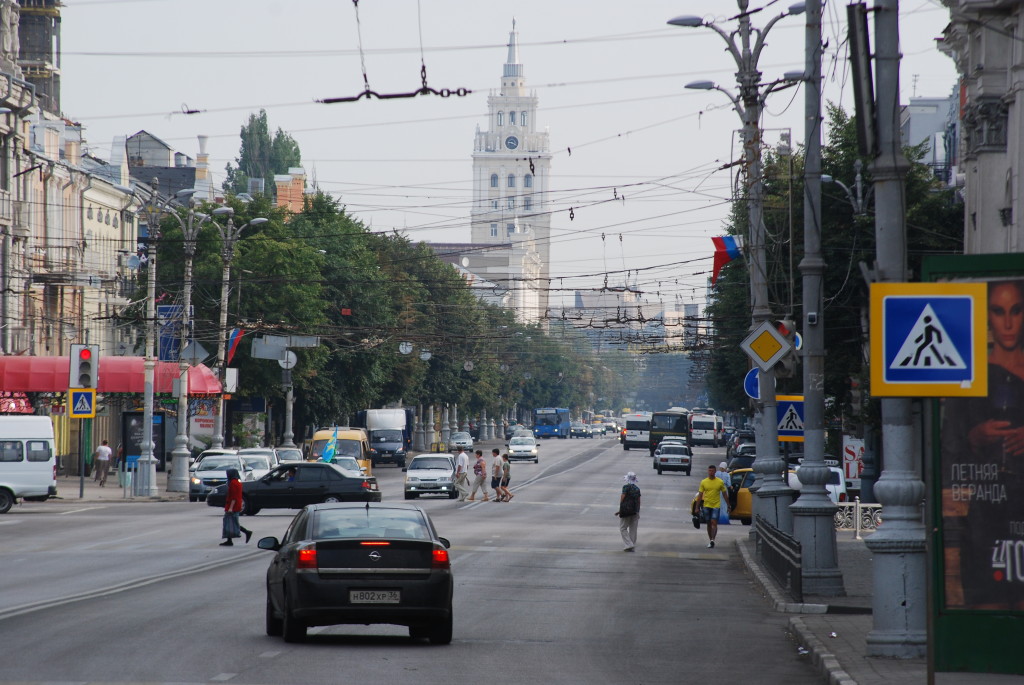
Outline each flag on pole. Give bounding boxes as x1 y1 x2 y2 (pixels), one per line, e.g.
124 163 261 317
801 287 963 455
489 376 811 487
711 235 744 284
226 328 244 365
321 427 339 463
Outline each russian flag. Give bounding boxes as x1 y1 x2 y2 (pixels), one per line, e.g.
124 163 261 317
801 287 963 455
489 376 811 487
226 328 244 365
711 235 744 284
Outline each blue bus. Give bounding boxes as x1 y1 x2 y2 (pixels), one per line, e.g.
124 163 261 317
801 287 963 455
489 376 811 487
533 407 571 439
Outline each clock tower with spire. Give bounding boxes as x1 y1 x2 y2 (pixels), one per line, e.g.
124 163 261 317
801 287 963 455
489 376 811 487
469 22 552 322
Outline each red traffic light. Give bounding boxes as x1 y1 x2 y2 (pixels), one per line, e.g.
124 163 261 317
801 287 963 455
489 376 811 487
79 348 92 361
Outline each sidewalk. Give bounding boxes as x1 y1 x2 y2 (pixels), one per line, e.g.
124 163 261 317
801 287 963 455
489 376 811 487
53 470 186 503
737 532 1020 684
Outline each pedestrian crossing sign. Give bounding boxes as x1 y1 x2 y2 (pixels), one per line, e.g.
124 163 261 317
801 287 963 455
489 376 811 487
776 395 804 442
68 388 97 419
870 282 988 397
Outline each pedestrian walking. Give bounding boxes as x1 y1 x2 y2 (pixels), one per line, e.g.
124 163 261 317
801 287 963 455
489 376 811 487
93 439 112 487
697 464 729 548
220 468 253 547
467 450 490 501
491 448 504 502
498 453 513 501
715 461 731 525
616 472 641 551
454 448 471 501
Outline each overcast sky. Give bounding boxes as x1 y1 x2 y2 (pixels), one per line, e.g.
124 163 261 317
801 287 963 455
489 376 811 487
61 0 957 315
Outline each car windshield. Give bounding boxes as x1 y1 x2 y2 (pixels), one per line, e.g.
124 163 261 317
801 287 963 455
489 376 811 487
510 438 534 446
241 456 271 470
452 432 470 440
196 457 239 471
410 458 452 470
372 430 403 443
313 508 431 541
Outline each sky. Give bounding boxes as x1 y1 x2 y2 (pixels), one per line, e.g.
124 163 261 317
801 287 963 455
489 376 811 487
60 0 957 316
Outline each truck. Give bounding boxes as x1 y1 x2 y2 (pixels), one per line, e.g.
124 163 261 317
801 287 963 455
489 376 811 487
0 415 58 513
354 408 415 468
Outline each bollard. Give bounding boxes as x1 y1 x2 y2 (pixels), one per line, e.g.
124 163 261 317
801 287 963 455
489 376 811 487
854 496 862 540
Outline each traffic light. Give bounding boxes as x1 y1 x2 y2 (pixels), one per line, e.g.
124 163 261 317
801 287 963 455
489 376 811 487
774 319 799 379
69 344 100 388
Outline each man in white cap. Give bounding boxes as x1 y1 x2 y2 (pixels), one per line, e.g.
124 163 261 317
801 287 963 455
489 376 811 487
616 472 642 551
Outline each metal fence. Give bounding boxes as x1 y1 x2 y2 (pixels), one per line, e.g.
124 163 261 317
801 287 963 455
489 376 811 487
755 514 803 602
833 497 883 539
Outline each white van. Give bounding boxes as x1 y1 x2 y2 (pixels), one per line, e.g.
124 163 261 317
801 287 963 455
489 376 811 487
0 416 58 513
690 413 719 446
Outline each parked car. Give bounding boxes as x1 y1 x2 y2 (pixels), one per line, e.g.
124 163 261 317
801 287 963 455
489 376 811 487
206 461 381 515
791 464 849 503
506 435 539 462
404 455 457 499
189 453 253 502
569 423 592 438
258 502 453 644
727 443 758 470
723 466 797 525
653 443 692 475
449 432 473 451
727 429 755 459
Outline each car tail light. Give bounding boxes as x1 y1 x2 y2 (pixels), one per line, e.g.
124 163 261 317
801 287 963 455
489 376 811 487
432 548 450 569
296 546 318 569
361 479 378 490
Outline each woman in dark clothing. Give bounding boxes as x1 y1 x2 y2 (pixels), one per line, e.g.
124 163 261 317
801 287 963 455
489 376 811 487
220 468 252 546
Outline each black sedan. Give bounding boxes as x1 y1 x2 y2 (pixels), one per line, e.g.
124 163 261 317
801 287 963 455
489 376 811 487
206 462 381 516
258 502 454 644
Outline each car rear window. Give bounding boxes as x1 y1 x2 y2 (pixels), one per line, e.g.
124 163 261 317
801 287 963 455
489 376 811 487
313 509 430 540
626 420 650 430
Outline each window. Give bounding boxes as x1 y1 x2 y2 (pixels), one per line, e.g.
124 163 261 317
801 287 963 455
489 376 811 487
510 111 517 125
491 200 499 210
524 197 533 211
490 223 498 237
490 173 498 188
522 112 528 127
26 440 51 463
507 174 515 188
507 223 515 235
0 440 23 462
497 112 504 126
506 197 514 209
524 174 533 188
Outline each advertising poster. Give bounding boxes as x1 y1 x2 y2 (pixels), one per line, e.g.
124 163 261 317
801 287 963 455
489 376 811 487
842 436 864 490
939 277 1024 611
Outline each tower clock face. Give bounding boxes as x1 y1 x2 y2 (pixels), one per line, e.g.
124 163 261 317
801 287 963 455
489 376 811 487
505 136 519 150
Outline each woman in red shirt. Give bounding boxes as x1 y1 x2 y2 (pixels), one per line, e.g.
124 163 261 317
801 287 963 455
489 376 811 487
220 468 252 546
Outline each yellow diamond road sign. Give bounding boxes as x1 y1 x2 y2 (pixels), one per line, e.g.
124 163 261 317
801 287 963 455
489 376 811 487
740 321 793 372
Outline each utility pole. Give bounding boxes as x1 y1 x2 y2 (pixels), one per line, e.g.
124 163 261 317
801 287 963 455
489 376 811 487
864 0 927 658
790 0 845 596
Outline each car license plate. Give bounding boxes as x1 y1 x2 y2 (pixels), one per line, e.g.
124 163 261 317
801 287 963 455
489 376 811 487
350 590 400 604
668 458 681 464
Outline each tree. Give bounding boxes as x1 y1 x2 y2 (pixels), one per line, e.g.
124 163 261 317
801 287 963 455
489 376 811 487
223 110 302 197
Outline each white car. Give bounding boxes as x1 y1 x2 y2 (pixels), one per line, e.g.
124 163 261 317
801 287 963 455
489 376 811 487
791 464 849 503
507 436 539 462
188 453 253 502
652 444 692 475
404 455 457 499
449 432 474 451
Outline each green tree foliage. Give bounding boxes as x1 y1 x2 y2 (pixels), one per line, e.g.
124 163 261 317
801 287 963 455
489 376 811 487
223 110 302 197
706 104 964 431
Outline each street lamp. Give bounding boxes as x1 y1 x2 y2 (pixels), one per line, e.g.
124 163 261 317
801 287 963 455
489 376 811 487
123 179 197 497
822 159 872 216
671 0 805 533
210 208 268 450
165 199 221 493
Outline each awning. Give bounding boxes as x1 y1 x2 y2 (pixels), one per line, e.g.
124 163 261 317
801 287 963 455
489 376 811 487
0 356 222 394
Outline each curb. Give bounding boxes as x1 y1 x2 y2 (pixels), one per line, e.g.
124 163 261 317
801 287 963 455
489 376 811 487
789 617 857 685
735 539 856 685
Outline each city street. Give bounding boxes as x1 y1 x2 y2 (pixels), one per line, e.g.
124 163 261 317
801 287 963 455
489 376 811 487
1 437 818 684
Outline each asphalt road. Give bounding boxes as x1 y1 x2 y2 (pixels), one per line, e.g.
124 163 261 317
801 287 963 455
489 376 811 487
1 436 818 685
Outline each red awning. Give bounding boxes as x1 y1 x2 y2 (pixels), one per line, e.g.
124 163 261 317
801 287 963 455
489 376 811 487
0 356 222 394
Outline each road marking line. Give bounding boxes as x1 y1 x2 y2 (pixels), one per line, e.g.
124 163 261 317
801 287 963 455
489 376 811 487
210 673 237 681
57 506 108 515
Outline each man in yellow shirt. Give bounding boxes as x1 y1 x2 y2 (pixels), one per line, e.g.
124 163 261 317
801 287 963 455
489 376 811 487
697 464 729 548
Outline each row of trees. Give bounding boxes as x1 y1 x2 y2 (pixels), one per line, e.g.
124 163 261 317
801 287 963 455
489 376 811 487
704 105 964 443
138 191 636 441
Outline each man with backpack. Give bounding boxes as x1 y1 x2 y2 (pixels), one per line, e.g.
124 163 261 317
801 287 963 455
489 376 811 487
616 472 642 552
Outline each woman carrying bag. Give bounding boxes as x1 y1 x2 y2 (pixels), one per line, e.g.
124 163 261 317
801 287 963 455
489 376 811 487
220 468 253 547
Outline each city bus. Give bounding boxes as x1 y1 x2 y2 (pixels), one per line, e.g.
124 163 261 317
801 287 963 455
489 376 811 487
532 407 571 439
649 407 691 455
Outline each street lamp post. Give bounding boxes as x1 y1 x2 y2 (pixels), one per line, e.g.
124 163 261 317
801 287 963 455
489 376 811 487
210 209 267 450
124 179 197 497
166 200 220 493
671 1 805 533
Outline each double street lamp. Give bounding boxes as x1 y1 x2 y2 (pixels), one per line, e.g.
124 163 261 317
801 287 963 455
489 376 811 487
670 1 805 532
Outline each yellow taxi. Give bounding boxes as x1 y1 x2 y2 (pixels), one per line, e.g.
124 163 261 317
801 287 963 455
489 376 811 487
691 467 796 526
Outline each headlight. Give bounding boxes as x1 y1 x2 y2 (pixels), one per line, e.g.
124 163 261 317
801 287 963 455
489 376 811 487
438 477 453 484
531 448 538 454
191 477 201 485
406 477 419 484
